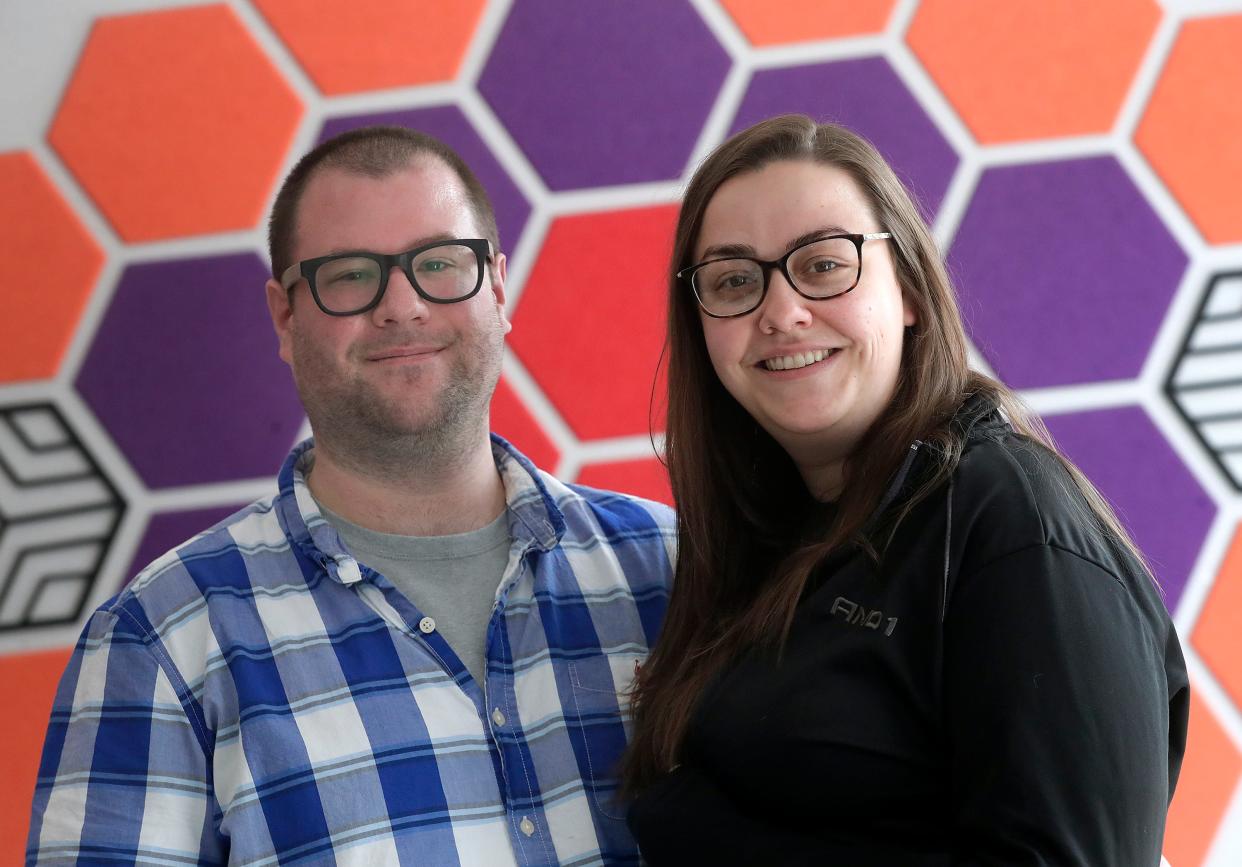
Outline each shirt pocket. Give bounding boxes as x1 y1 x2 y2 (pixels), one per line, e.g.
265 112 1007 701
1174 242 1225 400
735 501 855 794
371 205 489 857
567 654 641 821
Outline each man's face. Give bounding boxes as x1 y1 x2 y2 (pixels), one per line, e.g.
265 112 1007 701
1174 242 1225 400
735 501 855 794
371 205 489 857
265 160 511 468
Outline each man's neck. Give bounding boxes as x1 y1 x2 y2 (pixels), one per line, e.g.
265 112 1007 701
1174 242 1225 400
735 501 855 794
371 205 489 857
305 435 507 537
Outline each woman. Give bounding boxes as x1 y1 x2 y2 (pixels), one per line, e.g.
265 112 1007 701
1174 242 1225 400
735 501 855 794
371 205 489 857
623 115 1188 866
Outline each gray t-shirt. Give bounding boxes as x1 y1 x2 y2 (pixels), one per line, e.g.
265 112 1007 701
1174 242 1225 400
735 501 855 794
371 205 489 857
317 502 510 686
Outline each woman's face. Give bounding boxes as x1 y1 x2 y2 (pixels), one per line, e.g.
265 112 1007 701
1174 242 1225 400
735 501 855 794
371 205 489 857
694 159 916 477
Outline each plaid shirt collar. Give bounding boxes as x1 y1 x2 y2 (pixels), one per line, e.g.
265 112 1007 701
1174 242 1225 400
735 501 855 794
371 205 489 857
275 435 566 588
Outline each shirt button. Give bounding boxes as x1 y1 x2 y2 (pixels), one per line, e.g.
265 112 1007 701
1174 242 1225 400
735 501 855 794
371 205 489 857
520 816 535 837
418 616 436 634
491 708 506 727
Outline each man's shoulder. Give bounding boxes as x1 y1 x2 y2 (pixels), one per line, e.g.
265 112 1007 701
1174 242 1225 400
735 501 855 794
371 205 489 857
492 434 677 542
105 493 289 626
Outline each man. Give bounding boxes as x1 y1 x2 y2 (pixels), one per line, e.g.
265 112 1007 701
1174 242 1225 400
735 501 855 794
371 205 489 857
28 126 676 866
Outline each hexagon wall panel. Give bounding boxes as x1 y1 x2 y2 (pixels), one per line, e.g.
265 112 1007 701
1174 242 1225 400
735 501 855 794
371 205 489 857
0 152 102 384
491 377 560 473
720 0 896 45
48 5 302 241
0 402 123 631
479 0 730 190
730 57 958 217
320 106 531 253
952 157 1186 388
75 254 305 489
0 647 74 854
509 205 677 440
1043 406 1213 611
907 0 1160 143
1136 13 1242 244
254 0 486 95
1194 523 1242 715
7 2 1242 861
1167 271 1242 491
1164 690 1242 867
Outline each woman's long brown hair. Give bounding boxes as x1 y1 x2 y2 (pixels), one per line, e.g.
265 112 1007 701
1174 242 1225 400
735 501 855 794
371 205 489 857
621 115 1151 793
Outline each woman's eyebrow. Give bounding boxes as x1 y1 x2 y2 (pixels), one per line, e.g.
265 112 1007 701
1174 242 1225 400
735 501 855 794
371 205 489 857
699 225 850 261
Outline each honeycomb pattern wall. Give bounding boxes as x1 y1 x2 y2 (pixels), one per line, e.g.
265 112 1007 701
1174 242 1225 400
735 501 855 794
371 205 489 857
2 1 1241 862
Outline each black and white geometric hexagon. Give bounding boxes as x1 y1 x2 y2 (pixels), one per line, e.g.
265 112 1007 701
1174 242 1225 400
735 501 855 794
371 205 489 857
1166 270 1242 491
0 401 124 631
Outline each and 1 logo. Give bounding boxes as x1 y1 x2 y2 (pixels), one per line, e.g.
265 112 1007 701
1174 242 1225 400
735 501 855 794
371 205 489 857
830 596 898 637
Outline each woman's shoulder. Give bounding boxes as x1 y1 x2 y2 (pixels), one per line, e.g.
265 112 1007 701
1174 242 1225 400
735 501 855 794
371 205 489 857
949 423 1125 579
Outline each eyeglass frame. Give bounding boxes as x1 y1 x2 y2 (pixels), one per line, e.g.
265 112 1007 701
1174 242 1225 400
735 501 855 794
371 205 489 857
677 232 893 319
279 237 494 317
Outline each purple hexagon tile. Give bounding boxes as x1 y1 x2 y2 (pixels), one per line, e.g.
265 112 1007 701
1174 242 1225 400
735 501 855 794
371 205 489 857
76 253 305 489
479 0 731 190
951 157 1187 388
320 106 531 253
1044 405 1213 612
730 57 959 218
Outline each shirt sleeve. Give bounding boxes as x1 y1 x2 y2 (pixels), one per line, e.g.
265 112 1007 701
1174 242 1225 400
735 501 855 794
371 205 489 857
942 544 1175 866
27 606 224 865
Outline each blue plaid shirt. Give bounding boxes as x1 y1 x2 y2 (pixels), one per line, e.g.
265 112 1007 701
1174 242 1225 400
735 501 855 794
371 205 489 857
28 437 675 866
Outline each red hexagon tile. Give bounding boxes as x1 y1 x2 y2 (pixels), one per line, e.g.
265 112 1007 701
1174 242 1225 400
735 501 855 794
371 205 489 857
509 205 677 440
576 456 672 507
254 0 486 95
907 0 1160 143
1194 524 1242 718
720 0 896 45
1137 13 1242 244
491 377 560 473
0 647 74 866
48 5 302 241
1164 689 1242 867
0 152 102 384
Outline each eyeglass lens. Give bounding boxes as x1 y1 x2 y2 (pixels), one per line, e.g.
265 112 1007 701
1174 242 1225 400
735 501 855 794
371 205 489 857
693 237 860 316
313 243 481 313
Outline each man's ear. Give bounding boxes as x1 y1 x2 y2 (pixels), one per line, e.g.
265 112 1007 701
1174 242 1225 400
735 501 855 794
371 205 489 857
265 278 295 365
490 252 512 336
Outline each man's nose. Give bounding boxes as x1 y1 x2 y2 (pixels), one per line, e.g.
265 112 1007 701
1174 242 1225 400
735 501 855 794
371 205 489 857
371 266 429 324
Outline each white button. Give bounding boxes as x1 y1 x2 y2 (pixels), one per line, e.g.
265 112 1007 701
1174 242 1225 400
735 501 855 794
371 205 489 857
519 816 535 837
492 708 506 727
418 616 436 634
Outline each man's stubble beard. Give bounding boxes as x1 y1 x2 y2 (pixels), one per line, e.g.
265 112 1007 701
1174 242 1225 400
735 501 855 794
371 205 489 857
293 317 505 483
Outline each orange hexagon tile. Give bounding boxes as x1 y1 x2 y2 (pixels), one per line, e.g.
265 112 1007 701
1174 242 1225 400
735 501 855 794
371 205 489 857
1136 14 1242 244
0 152 103 384
491 377 560 473
1194 523 1242 713
255 0 486 95
907 0 1160 143
509 205 677 441
1164 689 1242 867
48 5 302 242
0 646 73 865
576 457 672 507
720 0 896 46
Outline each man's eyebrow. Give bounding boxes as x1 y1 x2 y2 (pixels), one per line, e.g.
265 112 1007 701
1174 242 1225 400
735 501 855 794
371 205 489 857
698 225 850 261
315 233 463 258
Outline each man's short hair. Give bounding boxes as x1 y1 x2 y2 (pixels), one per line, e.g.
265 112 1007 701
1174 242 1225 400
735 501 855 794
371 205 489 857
267 125 501 280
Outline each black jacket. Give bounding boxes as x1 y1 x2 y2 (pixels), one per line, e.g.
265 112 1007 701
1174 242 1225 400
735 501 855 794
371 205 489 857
629 403 1189 866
